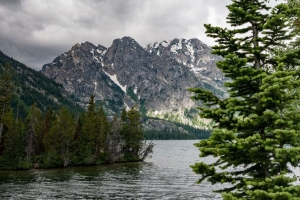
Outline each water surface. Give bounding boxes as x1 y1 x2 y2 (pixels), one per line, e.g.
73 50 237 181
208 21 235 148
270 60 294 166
0 140 221 199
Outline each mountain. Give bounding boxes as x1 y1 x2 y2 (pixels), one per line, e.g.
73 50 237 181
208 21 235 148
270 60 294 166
41 37 227 128
0 51 82 119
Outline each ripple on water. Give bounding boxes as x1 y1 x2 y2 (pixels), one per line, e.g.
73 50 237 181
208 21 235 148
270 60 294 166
0 140 222 199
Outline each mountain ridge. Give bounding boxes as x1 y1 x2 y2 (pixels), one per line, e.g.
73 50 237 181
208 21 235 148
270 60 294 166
41 36 227 128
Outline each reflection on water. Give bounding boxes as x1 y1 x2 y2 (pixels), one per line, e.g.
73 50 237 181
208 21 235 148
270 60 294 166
0 140 221 199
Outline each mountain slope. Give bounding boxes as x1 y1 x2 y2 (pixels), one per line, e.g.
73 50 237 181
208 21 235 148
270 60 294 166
41 37 227 127
0 51 82 118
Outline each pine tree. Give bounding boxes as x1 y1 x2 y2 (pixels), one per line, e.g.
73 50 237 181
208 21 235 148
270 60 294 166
0 109 25 169
121 106 144 161
45 107 75 167
24 103 43 166
94 103 109 162
106 114 124 163
189 1 300 199
287 0 300 46
78 94 98 165
42 108 56 154
74 113 84 153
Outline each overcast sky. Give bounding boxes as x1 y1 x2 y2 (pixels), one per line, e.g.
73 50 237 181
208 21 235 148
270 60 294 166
0 0 284 70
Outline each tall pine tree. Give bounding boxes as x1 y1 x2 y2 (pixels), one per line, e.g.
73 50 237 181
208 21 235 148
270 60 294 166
121 106 144 161
24 103 43 166
189 1 300 199
94 103 109 163
106 114 124 163
44 107 75 167
78 94 98 165
0 109 25 170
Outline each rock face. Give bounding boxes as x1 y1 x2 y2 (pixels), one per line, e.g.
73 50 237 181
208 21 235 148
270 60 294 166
41 37 227 126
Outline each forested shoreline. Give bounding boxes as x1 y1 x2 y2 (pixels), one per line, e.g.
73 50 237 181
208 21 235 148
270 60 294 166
0 64 153 170
144 128 211 140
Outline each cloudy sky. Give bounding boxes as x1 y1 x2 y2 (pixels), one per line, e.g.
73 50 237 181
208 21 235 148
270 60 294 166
0 0 283 70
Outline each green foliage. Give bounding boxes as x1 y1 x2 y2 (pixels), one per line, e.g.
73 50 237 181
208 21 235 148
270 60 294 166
24 103 43 165
0 109 26 169
144 128 211 140
126 87 139 102
287 0 300 46
121 105 144 161
0 92 152 170
0 63 14 146
78 94 99 165
203 82 224 98
139 99 148 116
0 51 83 119
0 63 14 110
44 107 76 167
143 116 211 140
0 54 152 170
189 1 300 199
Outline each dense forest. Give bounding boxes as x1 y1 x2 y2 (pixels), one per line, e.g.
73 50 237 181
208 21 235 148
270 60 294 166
0 64 153 170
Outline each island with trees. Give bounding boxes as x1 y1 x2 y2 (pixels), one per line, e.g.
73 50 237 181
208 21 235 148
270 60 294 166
0 65 153 170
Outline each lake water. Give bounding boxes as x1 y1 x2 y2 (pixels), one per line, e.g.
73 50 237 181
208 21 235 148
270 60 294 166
0 140 222 199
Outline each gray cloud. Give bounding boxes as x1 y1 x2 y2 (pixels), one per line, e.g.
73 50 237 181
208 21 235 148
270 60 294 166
0 0 284 70
0 0 22 7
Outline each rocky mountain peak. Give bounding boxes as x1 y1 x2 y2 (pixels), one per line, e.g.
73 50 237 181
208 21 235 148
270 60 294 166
41 37 228 127
108 36 142 52
146 38 209 58
103 36 150 74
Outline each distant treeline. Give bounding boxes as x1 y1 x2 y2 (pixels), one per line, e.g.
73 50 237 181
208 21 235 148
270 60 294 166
0 64 153 170
142 117 211 140
144 128 211 140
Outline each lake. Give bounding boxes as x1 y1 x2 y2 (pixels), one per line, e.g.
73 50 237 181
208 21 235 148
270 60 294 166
0 140 222 199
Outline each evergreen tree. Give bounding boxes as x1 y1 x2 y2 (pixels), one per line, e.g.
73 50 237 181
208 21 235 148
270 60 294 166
44 107 75 167
0 109 25 169
287 0 300 46
78 94 98 165
189 1 300 199
74 112 84 152
42 107 56 154
94 103 109 162
121 106 144 161
24 103 43 166
106 114 124 163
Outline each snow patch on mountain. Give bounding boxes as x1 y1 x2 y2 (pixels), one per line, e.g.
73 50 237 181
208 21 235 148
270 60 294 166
170 39 183 54
186 41 195 62
97 49 107 55
124 102 130 110
94 56 101 63
102 69 127 93
161 40 170 47
134 87 138 94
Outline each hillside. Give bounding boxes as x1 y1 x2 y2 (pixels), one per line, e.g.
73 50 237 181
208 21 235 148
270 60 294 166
0 51 82 118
